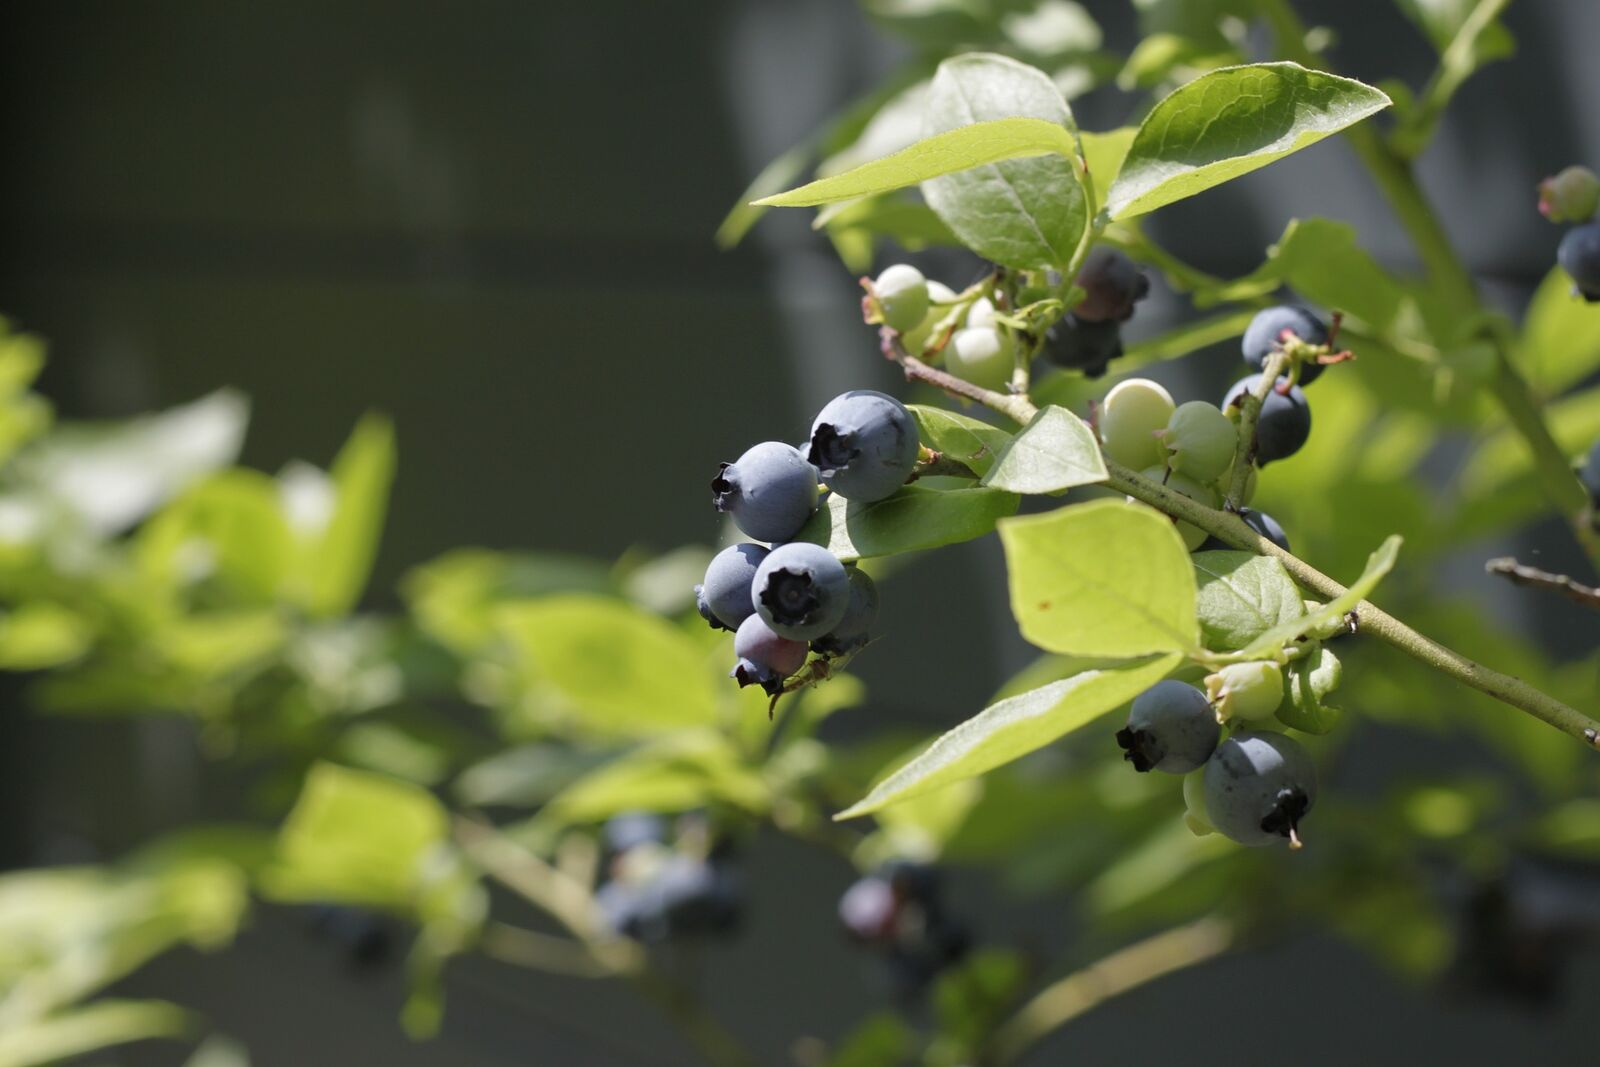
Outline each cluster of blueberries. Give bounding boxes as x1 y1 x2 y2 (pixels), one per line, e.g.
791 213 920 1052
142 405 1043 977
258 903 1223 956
1117 678 1319 847
1096 301 1332 559
595 813 742 942
699 391 920 693
871 246 1150 382
838 861 970 995
1543 165 1600 302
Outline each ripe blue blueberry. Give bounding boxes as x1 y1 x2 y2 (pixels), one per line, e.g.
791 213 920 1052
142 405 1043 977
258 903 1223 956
695 543 769 631
810 566 879 656
752 542 851 641
1046 314 1123 377
730 613 808 693
711 441 819 543
1557 223 1600 302
1073 247 1150 323
1223 374 1312 464
1241 508 1291 552
1116 680 1220 774
1242 305 1328 386
1203 730 1318 848
807 390 920 503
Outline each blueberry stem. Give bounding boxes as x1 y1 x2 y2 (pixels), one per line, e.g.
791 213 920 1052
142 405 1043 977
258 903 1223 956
1224 351 1287 509
984 917 1233 1066
1105 460 1600 747
1261 0 1600 577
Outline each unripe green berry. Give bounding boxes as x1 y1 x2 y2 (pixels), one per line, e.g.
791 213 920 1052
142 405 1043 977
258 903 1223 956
1157 401 1238 483
947 325 1015 391
1137 466 1220 551
1182 768 1214 837
900 280 957 356
1204 661 1284 723
1100 378 1174 471
874 264 930 333
966 296 999 330
1539 165 1600 223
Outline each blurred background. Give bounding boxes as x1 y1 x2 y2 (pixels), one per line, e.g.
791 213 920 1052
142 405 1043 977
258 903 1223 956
1 1 1597 1063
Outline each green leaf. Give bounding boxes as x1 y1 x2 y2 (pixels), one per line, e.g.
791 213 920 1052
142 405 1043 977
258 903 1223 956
303 413 395 617
836 653 1180 819
827 1012 917 1067
921 53 1088 269
798 485 1020 562
754 117 1076 209
529 732 771 834
0 1000 192 1067
136 471 293 605
494 595 718 737
1198 218 1405 330
1105 63 1392 220
263 763 448 909
716 141 813 249
999 499 1199 657
1191 550 1305 652
981 404 1107 493
910 404 1013 477
1519 266 1600 396
1278 643 1343 734
0 602 92 670
1236 535 1402 659
1080 126 1137 208
815 195 959 252
1396 0 1514 60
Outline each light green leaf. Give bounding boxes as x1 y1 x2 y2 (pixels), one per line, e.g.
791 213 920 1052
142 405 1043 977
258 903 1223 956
799 485 1020 562
303 413 395 617
921 53 1088 269
0 602 92 670
1191 550 1305 652
494 595 718 737
981 405 1107 494
529 732 770 834
836 653 1180 819
263 763 448 908
1000 499 1199 657
1237 535 1402 659
754 117 1076 209
1198 218 1405 330
815 195 959 252
136 471 293 606
1106 63 1392 219
1080 126 1137 208
1278 643 1343 734
184 1035 251 1067
0 1000 192 1067
909 404 1013 477
1519 266 1600 396
716 141 813 249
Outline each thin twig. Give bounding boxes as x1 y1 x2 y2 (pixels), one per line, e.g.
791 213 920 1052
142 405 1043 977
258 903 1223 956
1485 557 1600 611
983 918 1233 1066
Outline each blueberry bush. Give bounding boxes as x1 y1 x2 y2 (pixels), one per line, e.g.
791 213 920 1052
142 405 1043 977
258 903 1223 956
4 2 1600 1065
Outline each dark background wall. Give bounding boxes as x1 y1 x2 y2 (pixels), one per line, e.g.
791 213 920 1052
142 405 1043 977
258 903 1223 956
0 1 1596 1063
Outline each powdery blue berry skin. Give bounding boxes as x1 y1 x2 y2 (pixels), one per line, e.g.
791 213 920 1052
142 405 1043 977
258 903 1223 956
1243 305 1328 386
807 390 920 503
696 543 770 631
1073 247 1150 323
1224 375 1312 465
1241 508 1291 552
711 441 819 543
1557 223 1600 302
752 542 851 641
605 812 667 853
1203 730 1318 847
730 613 809 693
810 567 879 656
1116 680 1220 774
1046 314 1122 377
